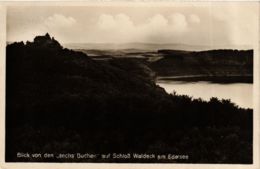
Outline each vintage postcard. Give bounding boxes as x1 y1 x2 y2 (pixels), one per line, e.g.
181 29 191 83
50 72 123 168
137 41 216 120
0 1 259 169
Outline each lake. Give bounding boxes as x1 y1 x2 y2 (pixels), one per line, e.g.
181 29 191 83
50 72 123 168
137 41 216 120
157 80 253 109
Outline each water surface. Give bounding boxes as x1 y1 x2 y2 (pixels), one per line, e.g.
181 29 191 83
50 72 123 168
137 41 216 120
157 80 253 109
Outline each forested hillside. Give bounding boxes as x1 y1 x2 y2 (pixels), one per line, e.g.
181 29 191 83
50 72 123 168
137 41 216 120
6 34 253 163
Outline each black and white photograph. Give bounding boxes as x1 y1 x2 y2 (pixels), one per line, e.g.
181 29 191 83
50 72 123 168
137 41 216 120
1 1 259 167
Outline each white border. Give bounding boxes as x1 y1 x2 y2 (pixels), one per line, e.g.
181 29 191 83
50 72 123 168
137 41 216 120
0 1 259 169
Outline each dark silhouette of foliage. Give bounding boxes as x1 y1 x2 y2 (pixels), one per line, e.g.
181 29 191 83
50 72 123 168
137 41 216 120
6 34 252 163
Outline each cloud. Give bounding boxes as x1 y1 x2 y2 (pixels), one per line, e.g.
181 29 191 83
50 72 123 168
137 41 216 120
7 14 78 43
98 13 134 31
147 14 168 29
97 14 117 30
41 14 79 42
189 14 200 24
97 13 189 33
211 4 258 46
95 13 191 43
92 10 256 46
169 13 188 31
7 4 257 47
44 14 76 29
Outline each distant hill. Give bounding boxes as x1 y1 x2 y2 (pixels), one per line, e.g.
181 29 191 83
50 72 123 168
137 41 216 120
63 42 252 51
6 34 253 163
73 47 254 83
150 49 253 82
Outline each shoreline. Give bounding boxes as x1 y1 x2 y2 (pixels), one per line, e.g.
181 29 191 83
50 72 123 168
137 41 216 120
156 75 253 84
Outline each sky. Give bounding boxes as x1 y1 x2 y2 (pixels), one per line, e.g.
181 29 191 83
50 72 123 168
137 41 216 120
7 2 259 47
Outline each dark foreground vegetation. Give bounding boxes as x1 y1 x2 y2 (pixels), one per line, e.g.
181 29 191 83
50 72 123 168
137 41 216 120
6 34 253 163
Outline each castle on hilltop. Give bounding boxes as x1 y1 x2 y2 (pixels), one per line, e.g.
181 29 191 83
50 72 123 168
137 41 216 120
26 33 62 49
